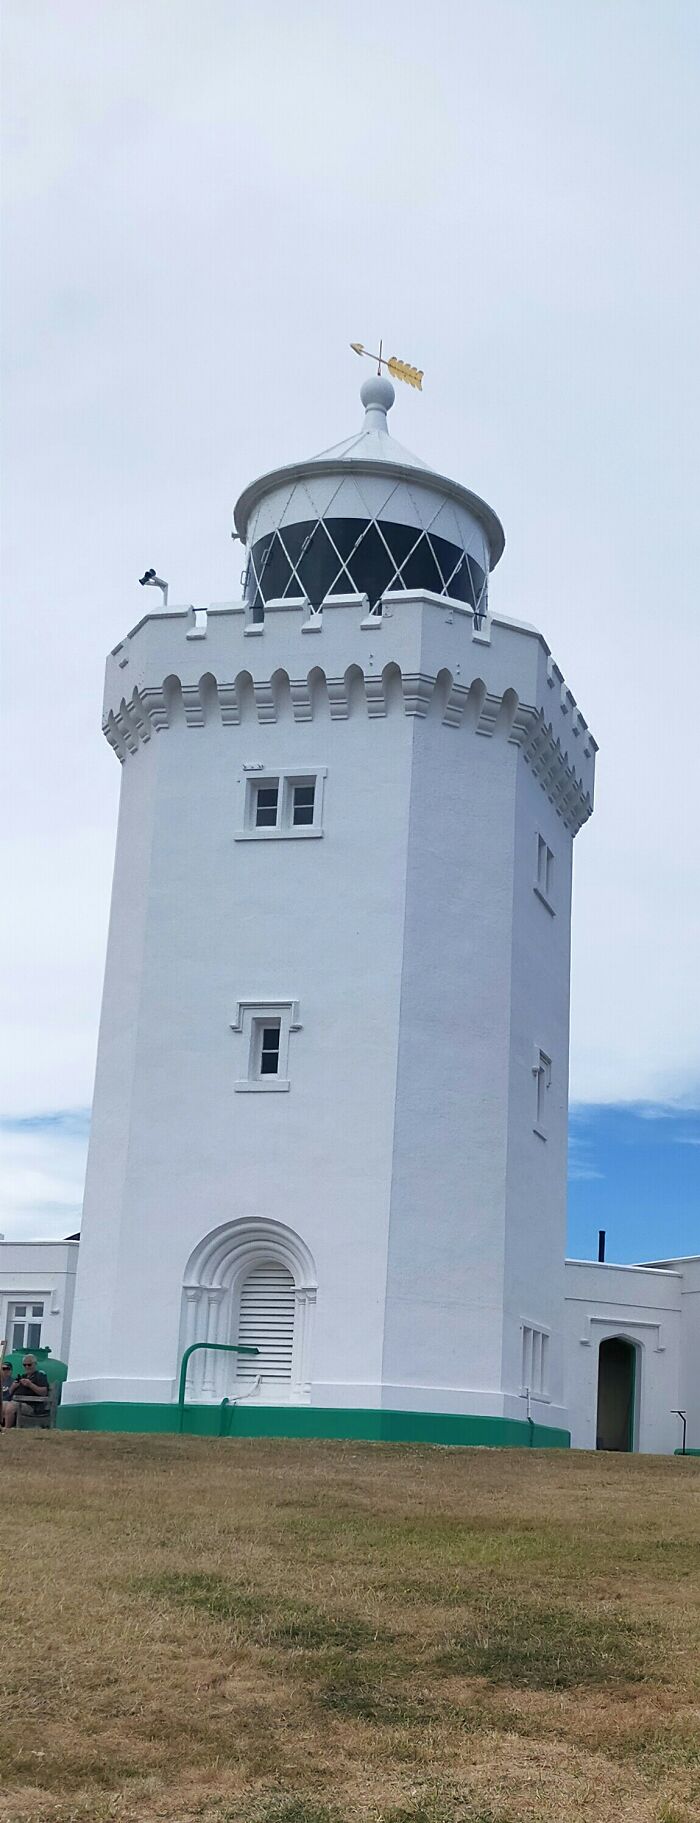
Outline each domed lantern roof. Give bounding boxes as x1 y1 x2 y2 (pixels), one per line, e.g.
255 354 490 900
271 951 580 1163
233 377 505 618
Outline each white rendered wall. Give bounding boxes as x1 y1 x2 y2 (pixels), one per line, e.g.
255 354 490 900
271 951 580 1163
0 1241 78 1364
67 594 594 1422
639 1257 700 1450
563 1260 683 1453
381 687 573 1425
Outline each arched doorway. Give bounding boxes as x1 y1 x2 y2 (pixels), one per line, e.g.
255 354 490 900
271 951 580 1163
596 1337 637 1451
179 1217 317 1403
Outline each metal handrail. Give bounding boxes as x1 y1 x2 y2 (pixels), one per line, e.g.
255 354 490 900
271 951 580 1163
177 1341 259 1433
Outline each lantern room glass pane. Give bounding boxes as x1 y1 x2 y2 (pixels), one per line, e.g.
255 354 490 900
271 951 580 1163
246 519 486 611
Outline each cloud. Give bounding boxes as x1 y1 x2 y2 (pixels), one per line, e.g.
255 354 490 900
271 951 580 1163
567 1157 605 1183
0 1112 89 1241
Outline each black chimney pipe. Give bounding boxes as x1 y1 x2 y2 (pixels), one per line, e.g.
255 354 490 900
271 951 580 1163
598 1229 606 1263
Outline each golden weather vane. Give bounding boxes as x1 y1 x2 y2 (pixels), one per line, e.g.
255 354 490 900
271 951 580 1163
350 339 424 390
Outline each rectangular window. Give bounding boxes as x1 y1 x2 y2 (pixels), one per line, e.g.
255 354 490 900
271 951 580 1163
521 1323 550 1396
258 1021 281 1077
255 783 279 828
238 769 326 840
292 783 315 826
232 1000 301 1092
9 1301 44 1351
534 1050 551 1137
535 834 554 910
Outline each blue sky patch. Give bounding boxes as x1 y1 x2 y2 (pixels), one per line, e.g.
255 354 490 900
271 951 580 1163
568 1102 700 1263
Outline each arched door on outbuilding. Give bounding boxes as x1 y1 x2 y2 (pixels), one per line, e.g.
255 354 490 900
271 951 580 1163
596 1337 637 1451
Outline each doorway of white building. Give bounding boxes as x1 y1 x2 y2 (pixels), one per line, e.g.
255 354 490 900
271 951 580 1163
596 1337 637 1451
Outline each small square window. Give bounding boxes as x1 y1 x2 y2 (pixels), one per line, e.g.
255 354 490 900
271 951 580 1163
255 783 279 828
292 783 315 826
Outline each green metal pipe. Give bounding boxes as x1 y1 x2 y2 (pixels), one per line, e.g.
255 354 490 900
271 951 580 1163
177 1341 259 1434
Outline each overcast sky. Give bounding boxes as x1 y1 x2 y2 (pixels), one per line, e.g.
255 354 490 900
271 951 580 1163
2 0 699 1240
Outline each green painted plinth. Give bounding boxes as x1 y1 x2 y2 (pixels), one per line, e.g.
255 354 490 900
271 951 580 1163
57 1401 570 1450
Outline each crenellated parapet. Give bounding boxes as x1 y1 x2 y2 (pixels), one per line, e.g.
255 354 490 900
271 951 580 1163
103 593 597 833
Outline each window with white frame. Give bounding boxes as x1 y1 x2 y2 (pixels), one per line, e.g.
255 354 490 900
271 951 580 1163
535 833 554 909
255 1018 282 1079
533 1049 551 1137
232 998 301 1091
8 1301 45 1352
237 768 326 840
521 1323 550 1397
254 782 279 828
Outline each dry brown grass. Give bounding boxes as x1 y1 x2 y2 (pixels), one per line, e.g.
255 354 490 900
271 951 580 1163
0 1433 699 1823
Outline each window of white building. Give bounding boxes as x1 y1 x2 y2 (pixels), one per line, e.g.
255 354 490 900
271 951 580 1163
533 1049 551 1138
236 768 326 840
255 1018 282 1078
8 1302 44 1351
236 1261 296 1382
254 782 279 828
521 1323 550 1397
534 833 555 911
232 998 301 1091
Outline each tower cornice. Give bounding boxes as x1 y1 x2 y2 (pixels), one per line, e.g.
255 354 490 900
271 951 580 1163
103 595 596 833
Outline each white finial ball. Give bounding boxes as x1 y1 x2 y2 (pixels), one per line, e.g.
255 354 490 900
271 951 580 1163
360 375 395 414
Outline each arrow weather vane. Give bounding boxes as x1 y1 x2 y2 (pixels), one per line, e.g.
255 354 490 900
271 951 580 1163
350 339 424 390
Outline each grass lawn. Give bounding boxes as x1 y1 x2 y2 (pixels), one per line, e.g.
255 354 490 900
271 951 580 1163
1 1435 699 1823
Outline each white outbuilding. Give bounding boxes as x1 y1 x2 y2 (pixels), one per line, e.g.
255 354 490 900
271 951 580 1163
16 375 693 1453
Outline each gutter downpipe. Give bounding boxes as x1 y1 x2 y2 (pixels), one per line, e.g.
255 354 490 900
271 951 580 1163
178 1342 259 1434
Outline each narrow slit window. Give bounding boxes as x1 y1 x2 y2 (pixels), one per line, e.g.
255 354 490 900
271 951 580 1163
534 1050 551 1136
255 783 279 828
292 783 315 826
536 834 554 903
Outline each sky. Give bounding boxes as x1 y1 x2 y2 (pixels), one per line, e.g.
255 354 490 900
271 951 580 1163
1 0 699 1256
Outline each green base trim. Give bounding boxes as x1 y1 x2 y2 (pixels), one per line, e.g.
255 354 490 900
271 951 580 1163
57 1401 570 1449
674 1447 700 1456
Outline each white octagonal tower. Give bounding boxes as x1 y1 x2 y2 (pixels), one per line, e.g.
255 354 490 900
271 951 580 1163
63 377 596 1445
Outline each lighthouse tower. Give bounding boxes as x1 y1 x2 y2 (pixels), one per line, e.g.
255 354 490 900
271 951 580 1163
63 376 596 1444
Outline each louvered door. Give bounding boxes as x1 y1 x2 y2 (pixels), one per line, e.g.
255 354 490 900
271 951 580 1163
236 1261 295 1381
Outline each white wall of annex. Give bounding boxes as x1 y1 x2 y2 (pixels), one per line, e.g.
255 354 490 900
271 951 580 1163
563 1260 682 1453
0 1241 79 1364
640 1257 700 1451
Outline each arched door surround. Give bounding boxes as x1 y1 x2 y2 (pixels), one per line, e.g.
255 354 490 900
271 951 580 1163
596 1335 638 1452
180 1218 317 1404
